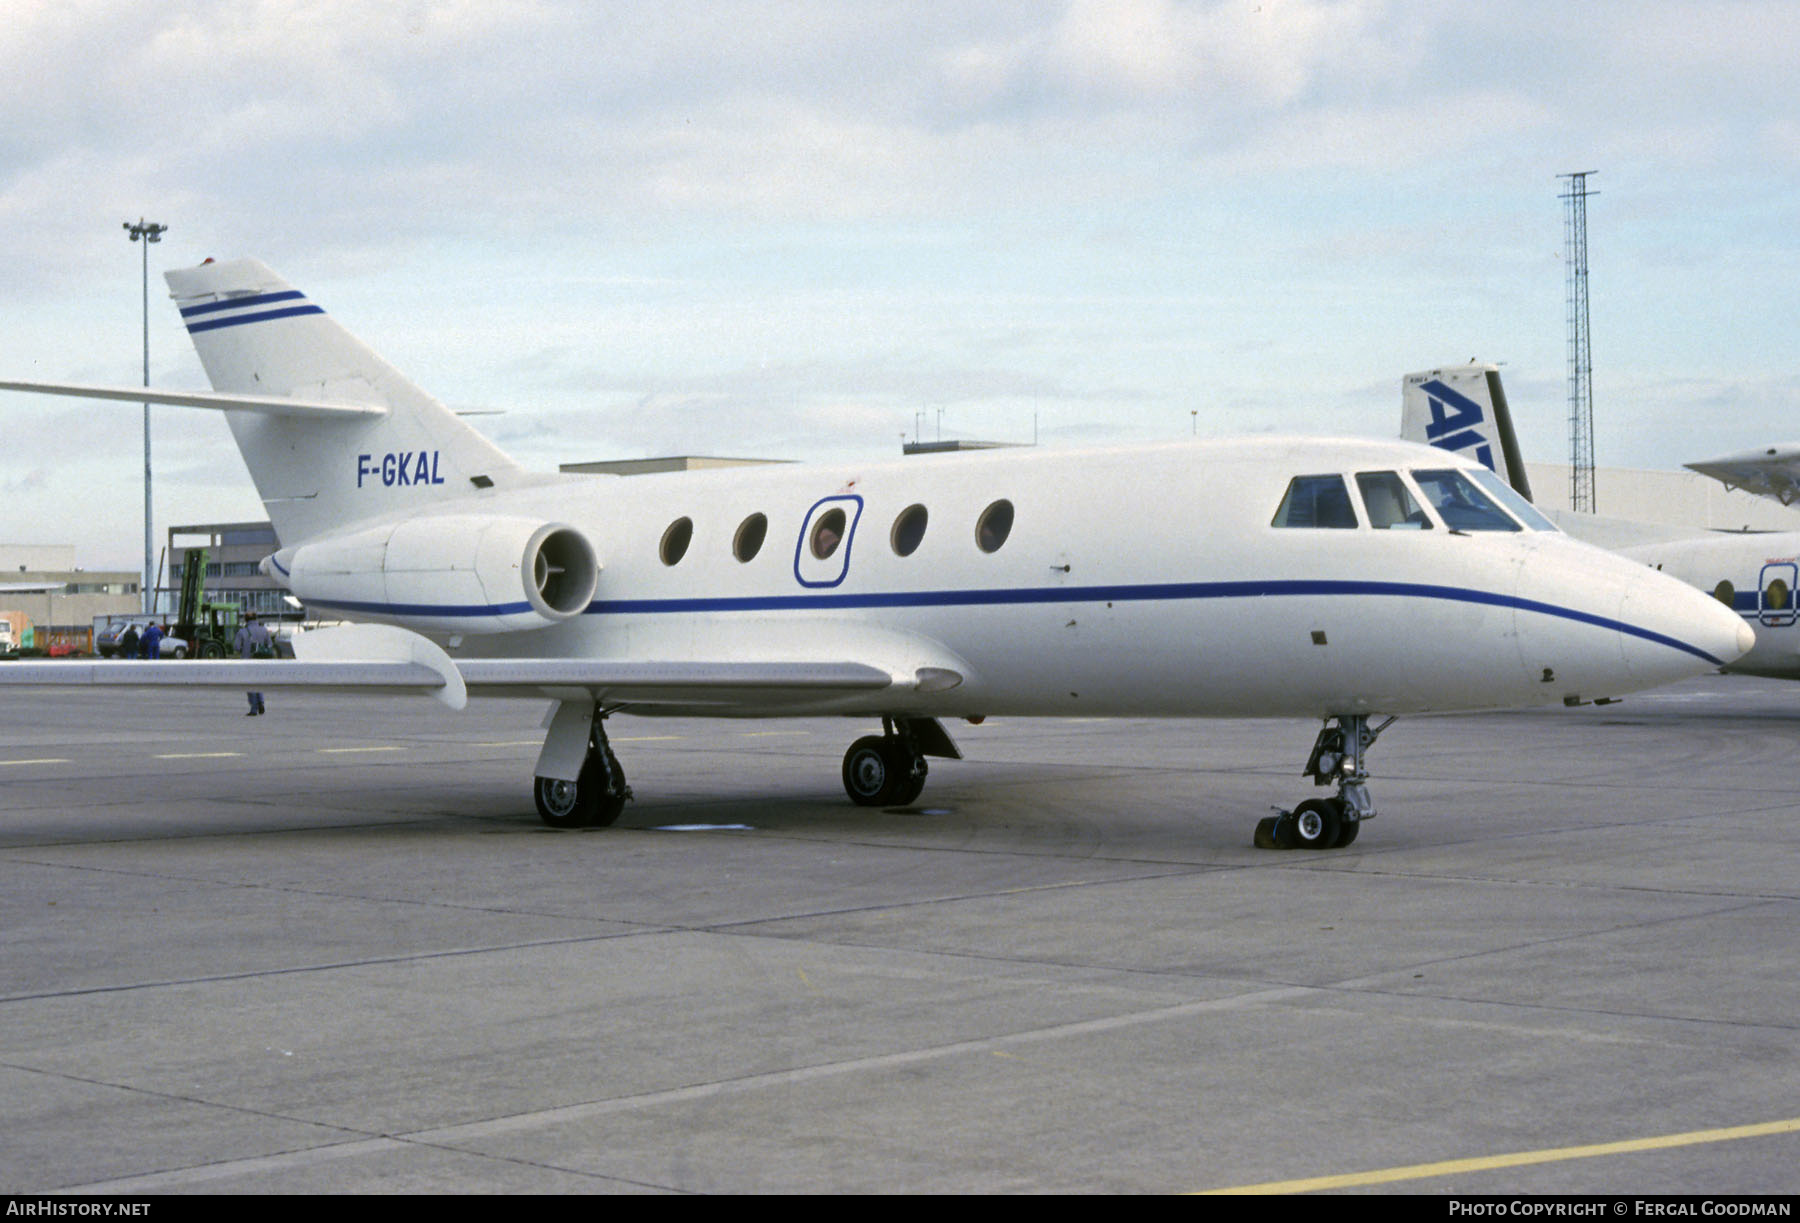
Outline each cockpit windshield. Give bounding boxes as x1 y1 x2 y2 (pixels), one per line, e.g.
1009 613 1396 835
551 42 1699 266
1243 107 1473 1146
1410 468 1524 532
1271 465 1559 534
1464 467 1559 531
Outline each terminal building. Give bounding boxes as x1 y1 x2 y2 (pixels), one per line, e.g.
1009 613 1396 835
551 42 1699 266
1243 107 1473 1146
0 545 140 653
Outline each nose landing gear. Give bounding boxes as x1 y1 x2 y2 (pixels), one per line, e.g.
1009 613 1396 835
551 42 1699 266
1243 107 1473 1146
1255 714 1393 850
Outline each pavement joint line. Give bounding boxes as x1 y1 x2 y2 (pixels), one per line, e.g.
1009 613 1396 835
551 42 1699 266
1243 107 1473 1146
1196 1115 1800 1194
49 981 1318 1193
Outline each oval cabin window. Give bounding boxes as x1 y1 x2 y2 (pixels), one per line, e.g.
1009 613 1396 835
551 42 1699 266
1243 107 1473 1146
976 499 1014 553
660 517 693 566
811 507 847 560
891 504 928 557
733 513 767 563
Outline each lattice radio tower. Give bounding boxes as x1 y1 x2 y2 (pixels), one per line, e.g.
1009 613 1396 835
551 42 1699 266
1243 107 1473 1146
1560 172 1597 512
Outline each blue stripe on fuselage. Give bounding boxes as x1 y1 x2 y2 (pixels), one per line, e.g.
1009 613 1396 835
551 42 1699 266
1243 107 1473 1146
300 578 1728 667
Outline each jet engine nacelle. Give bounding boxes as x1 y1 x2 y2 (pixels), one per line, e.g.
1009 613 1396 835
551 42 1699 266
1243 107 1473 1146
279 515 599 634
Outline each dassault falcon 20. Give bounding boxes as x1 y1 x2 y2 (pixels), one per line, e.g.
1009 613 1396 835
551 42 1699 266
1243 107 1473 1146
0 259 1751 849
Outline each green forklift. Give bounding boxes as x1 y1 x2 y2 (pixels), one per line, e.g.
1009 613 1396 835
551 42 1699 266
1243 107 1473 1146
171 547 243 660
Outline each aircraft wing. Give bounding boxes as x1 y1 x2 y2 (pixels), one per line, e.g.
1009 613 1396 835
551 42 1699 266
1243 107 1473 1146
1685 446 1800 507
0 657 898 709
0 624 945 714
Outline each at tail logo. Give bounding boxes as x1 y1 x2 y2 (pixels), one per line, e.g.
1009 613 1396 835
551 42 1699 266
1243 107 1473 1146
1417 379 1496 472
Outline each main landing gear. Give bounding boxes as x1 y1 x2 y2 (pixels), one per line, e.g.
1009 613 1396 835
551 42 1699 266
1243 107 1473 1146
1255 713 1394 851
534 705 632 829
842 716 959 807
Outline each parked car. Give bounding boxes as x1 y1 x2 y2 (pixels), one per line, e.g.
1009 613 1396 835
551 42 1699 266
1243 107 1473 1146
94 618 189 659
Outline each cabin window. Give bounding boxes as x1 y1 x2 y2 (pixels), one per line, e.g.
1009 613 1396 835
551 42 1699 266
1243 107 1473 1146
811 508 848 560
1355 471 1430 530
794 495 863 588
1714 579 1737 607
660 517 693 565
1410 469 1521 532
1271 475 1357 529
733 513 767 563
976 500 1014 553
891 504 928 557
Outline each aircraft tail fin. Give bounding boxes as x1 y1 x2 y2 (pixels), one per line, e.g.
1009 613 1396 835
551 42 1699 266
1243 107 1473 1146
1401 364 1533 501
164 258 524 546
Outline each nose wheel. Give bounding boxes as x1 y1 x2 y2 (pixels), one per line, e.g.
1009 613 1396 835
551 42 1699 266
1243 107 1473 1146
1255 714 1390 850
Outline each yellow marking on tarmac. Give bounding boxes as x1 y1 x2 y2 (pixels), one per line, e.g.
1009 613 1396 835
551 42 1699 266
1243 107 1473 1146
1197 1116 1800 1194
0 758 71 766
318 746 405 755
155 752 243 760
738 731 810 738
613 735 684 742
469 740 544 748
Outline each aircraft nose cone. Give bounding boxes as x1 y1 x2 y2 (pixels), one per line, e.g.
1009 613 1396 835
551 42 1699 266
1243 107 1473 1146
1618 574 1754 682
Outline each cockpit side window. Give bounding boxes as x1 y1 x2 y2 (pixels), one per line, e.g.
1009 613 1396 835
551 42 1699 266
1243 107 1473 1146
1271 475 1359 529
1411 468 1523 532
1355 471 1431 530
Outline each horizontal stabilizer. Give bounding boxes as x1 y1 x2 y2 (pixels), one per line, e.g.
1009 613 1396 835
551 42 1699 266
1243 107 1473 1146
1685 445 1800 507
0 379 387 420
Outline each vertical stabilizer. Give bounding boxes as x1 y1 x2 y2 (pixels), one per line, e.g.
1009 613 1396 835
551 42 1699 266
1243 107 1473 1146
164 259 523 545
1401 364 1533 500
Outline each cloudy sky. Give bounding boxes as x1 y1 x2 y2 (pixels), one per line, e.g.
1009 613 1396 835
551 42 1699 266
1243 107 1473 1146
4 0 1799 570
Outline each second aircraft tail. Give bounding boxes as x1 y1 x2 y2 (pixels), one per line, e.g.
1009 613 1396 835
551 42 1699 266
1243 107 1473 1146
1400 364 1533 500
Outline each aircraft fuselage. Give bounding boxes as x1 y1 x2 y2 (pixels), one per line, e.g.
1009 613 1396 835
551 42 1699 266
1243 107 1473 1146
283 435 1749 720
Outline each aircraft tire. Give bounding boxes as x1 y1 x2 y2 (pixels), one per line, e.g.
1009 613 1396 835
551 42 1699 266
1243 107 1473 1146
889 754 927 805
533 752 625 829
535 774 588 828
1334 815 1360 848
591 752 627 827
843 736 895 806
1290 798 1341 850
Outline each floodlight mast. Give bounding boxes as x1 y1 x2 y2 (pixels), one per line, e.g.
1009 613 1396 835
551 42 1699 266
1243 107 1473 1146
124 218 167 615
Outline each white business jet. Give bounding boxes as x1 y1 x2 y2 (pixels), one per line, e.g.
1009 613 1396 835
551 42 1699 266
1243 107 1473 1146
1403 364 1800 681
0 261 1752 849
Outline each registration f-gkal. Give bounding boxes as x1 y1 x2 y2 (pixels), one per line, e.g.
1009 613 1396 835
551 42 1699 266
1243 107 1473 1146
0 259 1752 849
